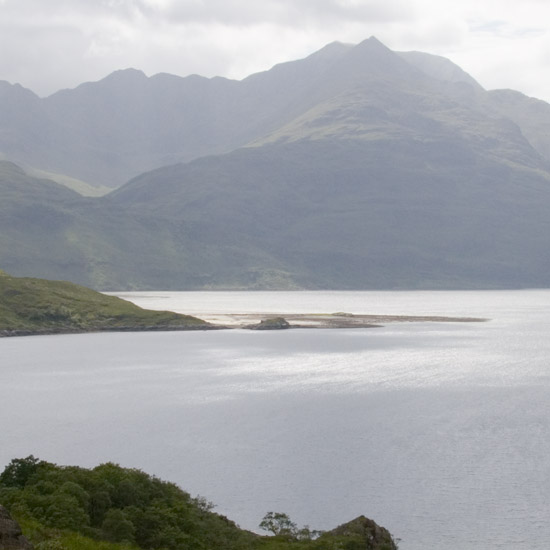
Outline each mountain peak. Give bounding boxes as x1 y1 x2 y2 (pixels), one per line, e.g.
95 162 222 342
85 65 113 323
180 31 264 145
100 68 148 84
328 35 422 83
0 80 39 101
364 35 387 46
353 36 408 58
307 40 353 59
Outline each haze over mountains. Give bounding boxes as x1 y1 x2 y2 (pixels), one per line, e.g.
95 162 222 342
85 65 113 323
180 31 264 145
2 37 550 290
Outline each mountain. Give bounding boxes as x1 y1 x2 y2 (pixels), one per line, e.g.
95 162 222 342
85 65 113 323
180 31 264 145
108 138 550 289
5 36 549 190
3 37 550 290
0 42 358 189
0 160 204 289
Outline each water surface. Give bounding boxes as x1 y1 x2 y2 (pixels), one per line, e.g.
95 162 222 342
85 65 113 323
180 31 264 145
2 290 550 549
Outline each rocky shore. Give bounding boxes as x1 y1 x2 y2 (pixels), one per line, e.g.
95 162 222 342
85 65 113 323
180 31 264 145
213 311 488 329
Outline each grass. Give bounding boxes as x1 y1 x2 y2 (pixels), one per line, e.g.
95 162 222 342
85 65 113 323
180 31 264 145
25 167 112 197
18 516 139 550
0 271 208 334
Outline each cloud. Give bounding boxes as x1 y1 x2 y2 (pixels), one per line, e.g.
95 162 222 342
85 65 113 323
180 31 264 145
0 0 549 102
139 0 414 26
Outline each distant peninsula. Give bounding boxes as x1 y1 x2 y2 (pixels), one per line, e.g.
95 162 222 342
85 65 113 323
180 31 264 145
0 271 487 337
0 270 209 337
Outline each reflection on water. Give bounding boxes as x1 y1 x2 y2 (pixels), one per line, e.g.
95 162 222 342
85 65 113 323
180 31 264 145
2 290 550 550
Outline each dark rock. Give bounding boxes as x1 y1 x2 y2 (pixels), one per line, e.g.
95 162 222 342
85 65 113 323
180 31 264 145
0 506 33 550
248 317 291 330
327 515 398 549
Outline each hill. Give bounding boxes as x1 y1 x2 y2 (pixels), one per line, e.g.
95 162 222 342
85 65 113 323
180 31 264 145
0 160 202 289
0 456 398 550
0 271 207 335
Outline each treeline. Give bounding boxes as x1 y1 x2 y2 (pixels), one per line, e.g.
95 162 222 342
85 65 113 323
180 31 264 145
0 456 397 550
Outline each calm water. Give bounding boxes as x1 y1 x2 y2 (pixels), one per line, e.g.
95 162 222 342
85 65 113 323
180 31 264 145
2 290 550 549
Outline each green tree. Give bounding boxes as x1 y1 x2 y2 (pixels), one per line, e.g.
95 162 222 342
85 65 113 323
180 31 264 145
89 490 112 526
259 512 297 537
0 456 42 488
58 481 90 511
44 493 90 530
101 508 135 543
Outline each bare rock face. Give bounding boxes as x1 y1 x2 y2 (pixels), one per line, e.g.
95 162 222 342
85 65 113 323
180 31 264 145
248 317 291 330
328 515 398 550
0 506 33 550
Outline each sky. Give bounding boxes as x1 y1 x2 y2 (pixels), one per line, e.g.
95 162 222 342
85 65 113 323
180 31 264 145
1 0 549 102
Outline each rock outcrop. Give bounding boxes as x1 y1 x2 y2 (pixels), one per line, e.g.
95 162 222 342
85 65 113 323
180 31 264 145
328 515 398 550
248 317 291 330
0 506 33 550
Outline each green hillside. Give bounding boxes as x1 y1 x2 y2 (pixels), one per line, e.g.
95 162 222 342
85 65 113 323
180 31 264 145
0 160 195 290
0 456 398 550
0 271 207 335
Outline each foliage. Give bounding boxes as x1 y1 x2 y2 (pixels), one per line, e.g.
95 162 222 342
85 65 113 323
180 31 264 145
259 512 324 545
0 457 256 550
0 457 398 550
0 455 42 488
260 511 298 537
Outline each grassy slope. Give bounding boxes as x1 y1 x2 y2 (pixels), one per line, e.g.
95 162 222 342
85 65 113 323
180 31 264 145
25 166 112 197
0 161 197 290
0 271 207 333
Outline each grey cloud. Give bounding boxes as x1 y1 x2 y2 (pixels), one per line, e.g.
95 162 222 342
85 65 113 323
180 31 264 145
157 0 413 27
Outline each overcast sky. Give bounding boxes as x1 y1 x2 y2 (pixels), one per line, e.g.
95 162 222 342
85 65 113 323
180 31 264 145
1 0 549 102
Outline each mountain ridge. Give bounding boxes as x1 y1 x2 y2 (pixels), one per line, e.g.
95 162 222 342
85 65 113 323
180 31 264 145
3 38 550 290
2 36 549 189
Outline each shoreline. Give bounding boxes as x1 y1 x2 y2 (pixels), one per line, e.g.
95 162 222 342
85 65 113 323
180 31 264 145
0 324 220 338
211 312 488 329
0 313 488 337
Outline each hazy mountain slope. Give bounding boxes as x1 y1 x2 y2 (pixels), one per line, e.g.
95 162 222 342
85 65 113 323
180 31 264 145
5 36 546 190
110 136 550 289
485 89 550 163
0 42 355 188
3 38 550 290
0 82 58 171
397 51 484 90
0 161 194 289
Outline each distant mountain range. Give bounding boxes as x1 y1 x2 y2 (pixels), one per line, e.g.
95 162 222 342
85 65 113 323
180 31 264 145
2 37 550 290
